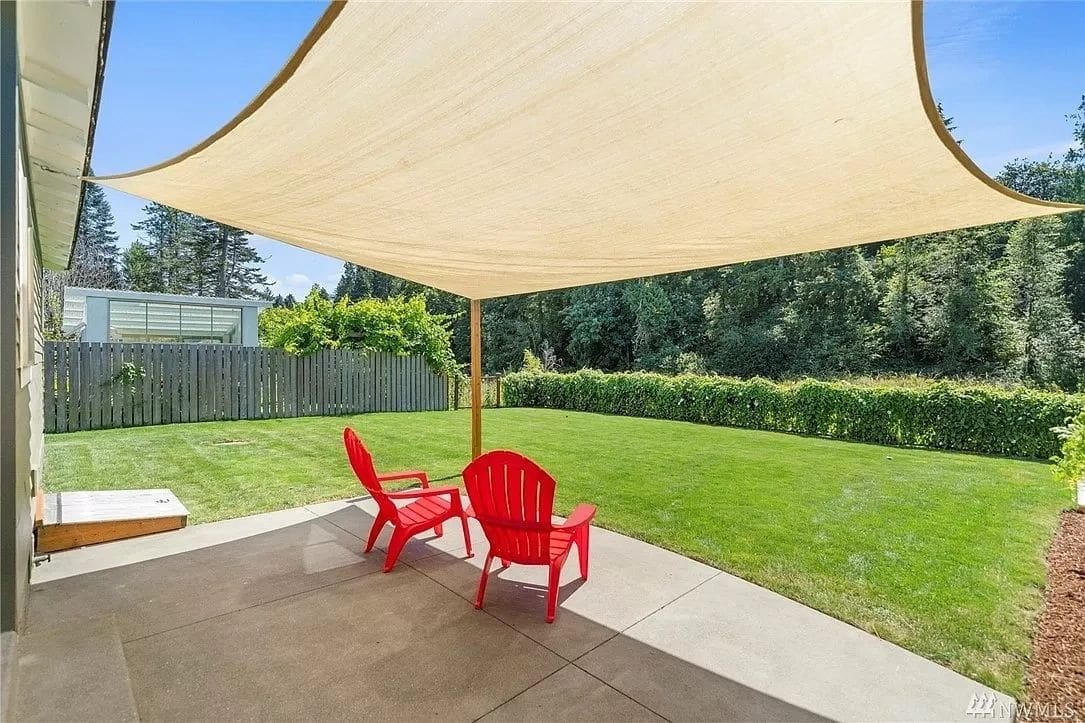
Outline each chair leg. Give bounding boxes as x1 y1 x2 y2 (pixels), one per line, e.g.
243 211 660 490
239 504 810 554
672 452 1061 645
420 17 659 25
577 525 590 580
459 512 473 558
383 527 410 573
476 553 495 609
364 512 387 553
501 558 511 568
546 562 562 623
434 521 444 537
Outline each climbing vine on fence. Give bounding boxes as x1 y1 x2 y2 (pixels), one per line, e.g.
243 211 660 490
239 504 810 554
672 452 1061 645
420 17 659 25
503 370 1085 459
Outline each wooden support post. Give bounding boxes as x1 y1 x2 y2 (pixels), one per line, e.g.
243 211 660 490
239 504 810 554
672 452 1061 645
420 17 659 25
470 299 483 459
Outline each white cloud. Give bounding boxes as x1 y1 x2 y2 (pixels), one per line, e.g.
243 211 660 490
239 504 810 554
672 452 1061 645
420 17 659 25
266 272 333 299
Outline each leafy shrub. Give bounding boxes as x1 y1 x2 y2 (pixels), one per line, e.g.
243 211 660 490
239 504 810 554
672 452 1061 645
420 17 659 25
1052 410 1085 487
503 370 1085 459
521 349 544 373
260 289 460 377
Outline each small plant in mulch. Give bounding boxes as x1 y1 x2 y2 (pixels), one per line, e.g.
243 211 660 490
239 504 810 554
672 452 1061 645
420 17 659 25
1021 510 1085 722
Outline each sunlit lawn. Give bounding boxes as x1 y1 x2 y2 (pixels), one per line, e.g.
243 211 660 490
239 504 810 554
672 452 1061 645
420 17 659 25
46 408 1067 696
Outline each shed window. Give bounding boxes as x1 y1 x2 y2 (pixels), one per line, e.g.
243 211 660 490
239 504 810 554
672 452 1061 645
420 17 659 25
108 301 242 344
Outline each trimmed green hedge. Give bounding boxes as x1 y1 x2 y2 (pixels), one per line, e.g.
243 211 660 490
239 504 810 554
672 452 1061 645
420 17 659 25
503 370 1085 459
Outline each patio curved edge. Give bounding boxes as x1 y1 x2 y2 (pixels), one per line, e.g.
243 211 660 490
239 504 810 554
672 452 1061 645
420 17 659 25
22 498 1006 722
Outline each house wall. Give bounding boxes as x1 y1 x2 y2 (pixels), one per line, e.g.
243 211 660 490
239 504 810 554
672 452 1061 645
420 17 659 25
242 305 260 345
1 0 40 634
84 295 109 341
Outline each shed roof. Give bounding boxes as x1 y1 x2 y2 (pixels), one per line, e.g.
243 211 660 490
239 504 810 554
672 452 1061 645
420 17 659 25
64 287 272 308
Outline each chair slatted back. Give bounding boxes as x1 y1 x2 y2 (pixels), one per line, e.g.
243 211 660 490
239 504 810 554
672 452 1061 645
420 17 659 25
462 450 557 565
343 428 398 522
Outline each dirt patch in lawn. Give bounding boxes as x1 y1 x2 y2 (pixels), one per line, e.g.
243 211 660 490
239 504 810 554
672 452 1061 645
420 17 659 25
1023 510 1085 722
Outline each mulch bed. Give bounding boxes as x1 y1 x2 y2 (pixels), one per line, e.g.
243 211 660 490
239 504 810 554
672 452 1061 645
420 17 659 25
1023 509 1085 722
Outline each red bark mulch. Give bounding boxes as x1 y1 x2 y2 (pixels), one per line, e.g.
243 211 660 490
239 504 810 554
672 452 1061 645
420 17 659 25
1022 509 1085 722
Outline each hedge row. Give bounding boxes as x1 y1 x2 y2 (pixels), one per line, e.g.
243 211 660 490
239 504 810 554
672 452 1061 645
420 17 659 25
502 370 1085 459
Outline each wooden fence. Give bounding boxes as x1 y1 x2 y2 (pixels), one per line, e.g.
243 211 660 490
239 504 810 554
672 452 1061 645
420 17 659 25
43 341 448 433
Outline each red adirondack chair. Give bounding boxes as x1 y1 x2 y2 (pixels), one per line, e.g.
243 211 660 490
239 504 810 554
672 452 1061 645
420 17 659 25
462 450 596 623
343 427 472 573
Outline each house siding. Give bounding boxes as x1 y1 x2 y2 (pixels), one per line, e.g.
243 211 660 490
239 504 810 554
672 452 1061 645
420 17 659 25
1 0 36 634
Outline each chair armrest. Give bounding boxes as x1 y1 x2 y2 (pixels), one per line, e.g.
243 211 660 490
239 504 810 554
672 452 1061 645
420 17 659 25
378 470 429 485
385 485 461 501
558 503 596 530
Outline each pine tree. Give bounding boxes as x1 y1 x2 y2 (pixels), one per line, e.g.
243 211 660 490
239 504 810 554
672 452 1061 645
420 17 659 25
875 238 930 369
215 223 269 298
121 241 163 292
998 95 1085 322
1003 217 1084 387
68 182 123 288
185 217 219 296
131 203 197 294
333 262 414 301
334 263 371 301
923 227 1016 376
129 204 269 299
42 180 123 337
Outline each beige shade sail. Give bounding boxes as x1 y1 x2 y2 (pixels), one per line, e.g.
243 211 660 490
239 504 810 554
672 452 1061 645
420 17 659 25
94 1 1081 299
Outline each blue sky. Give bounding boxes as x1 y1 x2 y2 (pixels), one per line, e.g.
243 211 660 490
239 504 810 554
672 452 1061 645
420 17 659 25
91 1 1085 300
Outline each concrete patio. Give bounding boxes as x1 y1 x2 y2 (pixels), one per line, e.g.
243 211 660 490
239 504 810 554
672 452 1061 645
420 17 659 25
12 498 1005 722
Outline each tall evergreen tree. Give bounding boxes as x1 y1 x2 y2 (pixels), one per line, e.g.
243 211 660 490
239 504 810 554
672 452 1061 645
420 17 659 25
998 95 1085 322
129 204 269 299
69 182 123 288
42 180 123 337
131 203 196 294
121 241 162 292
334 263 371 301
213 223 270 298
923 227 1016 376
1003 217 1083 387
875 238 930 370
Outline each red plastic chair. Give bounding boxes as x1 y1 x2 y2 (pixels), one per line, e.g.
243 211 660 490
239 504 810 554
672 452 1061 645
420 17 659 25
462 450 596 623
343 427 472 572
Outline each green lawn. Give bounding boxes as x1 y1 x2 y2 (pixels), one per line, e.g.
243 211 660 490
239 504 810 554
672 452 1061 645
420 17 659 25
46 408 1067 696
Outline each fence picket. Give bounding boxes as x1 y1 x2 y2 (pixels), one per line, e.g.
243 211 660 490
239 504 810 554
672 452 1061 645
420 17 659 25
44 342 56 432
86 342 98 429
55 343 68 432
